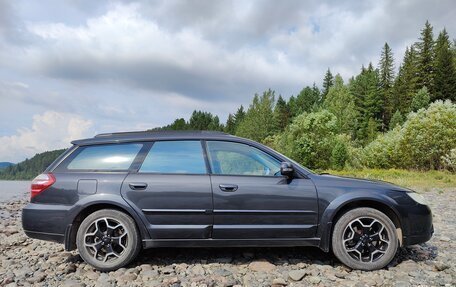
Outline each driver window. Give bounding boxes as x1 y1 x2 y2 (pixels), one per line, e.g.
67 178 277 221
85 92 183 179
206 141 281 176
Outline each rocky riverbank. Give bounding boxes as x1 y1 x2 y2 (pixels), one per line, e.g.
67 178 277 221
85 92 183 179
1 189 454 287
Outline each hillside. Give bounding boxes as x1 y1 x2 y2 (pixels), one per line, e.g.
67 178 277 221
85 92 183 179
0 149 66 180
0 162 14 169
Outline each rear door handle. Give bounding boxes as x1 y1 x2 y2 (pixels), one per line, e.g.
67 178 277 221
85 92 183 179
129 182 148 190
219 184 238 192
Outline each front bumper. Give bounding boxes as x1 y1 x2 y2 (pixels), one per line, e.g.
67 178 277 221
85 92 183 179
401 203 433 246
22 203 71 243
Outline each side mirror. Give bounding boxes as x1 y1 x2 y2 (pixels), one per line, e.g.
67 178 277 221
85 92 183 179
280 162 294 178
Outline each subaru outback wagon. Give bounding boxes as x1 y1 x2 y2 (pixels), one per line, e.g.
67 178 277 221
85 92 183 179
22 131 433 271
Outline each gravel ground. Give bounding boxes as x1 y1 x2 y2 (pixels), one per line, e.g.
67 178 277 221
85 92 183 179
0 189 454 287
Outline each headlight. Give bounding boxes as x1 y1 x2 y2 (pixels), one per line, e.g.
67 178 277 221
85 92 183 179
407 192 428 205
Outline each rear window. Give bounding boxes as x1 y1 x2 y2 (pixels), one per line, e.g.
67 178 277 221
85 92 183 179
139 141 206 174
67 143 143 170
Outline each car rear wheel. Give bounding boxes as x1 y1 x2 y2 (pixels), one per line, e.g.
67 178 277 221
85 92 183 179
332 207 398 270
76 209 141 271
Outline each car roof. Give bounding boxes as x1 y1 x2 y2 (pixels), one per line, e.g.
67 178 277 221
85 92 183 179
71 130 239 146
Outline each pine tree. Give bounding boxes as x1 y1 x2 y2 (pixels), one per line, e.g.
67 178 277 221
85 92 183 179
378 42 395 129
322 68 334 100
393 46 419 114
350 64 381 141
389 110 404 129
233 105 245 128
416 21 435 94
434 29 456 101
295 86 320 115
273 95 290 132
225 113 236 134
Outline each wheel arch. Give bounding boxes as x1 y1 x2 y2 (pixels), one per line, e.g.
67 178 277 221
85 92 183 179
318 197 403 252
65 201 149 251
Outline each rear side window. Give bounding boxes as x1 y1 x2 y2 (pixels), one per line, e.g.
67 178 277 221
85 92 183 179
67 143 143 170
139 141 206 174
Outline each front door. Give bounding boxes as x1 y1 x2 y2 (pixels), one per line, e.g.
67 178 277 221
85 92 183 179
205 141 318 239
121 140 212 239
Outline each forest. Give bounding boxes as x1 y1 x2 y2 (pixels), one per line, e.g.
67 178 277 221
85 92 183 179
1 21 455 180
154 21 456 172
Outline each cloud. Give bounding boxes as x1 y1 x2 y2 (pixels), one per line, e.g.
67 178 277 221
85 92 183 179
1 0 456 162
0 111 93 162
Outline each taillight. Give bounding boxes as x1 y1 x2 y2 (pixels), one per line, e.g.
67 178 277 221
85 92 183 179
31 173 56 199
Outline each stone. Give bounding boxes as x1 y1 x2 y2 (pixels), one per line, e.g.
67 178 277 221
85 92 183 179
61 279 85 287
288 269 306 281
307 276 321 284
248 260 276 272
191 265 206 276
272 278 287 286
434 262 450 271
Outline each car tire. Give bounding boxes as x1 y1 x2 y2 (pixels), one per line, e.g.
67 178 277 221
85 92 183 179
76 209 141 271
332 207 398 271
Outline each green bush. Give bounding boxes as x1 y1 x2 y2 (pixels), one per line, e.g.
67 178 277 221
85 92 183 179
361 100 456 170
278 110 338 169
399 100 456 169
331 138 349 170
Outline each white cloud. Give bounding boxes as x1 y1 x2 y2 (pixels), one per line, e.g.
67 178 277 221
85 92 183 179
0 111 93 162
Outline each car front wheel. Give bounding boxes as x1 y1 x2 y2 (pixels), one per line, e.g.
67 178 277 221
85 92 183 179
332 207 399 270
76 209 141 271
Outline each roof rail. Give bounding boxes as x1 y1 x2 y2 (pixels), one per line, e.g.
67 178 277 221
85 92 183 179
94 130 228 138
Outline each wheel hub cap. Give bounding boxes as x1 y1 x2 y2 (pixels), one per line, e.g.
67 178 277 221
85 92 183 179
342 217 390 263
83 217 129 263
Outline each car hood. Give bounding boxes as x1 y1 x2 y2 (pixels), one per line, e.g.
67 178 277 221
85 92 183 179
314 173 412 192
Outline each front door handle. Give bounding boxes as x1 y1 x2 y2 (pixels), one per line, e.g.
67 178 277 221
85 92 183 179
219 184 238 192
129 182 148 190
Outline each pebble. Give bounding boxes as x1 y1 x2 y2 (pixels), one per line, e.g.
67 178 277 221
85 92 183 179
288 269 307 281
0 189 454 287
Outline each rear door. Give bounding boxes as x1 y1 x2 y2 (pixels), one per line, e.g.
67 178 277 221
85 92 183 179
206 140 318 239
121 140 213 239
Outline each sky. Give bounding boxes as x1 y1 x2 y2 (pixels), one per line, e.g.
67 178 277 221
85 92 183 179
0 0 455 163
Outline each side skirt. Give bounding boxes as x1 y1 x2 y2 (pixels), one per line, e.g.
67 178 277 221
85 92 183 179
142 238 322 249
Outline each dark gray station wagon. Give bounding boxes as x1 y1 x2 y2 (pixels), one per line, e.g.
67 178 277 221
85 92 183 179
22 131 433 271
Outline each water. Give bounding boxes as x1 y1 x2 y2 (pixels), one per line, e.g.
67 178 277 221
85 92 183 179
0 180 30 202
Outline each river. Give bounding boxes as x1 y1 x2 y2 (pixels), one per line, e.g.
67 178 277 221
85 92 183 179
0 180 30 202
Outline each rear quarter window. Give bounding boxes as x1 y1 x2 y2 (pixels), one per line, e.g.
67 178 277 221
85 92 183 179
65 143 143 171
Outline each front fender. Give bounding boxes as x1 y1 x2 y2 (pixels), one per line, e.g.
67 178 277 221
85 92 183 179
317 191 402 252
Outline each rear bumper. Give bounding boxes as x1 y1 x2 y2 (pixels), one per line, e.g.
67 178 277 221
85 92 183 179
401 203 433 246
22 203 71 243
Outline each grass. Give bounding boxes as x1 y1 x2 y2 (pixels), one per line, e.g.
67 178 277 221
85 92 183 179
323 168 456 191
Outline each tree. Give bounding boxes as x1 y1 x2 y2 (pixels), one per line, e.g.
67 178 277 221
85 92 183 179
225 114 236 134
378 43 395 128
234 105 245 128
236 89 276 142
294 86 320 115
350 64 382 141
322 68 334 100
434 29 456 101
389 110 404 129
324 75 358 136
410 87 431 112
416 21 435 94
393 46 419 114
188 110 221 130
272 95 290 132
169 118 187 130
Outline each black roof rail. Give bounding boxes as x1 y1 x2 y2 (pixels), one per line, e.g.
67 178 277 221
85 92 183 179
94 130 228 138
